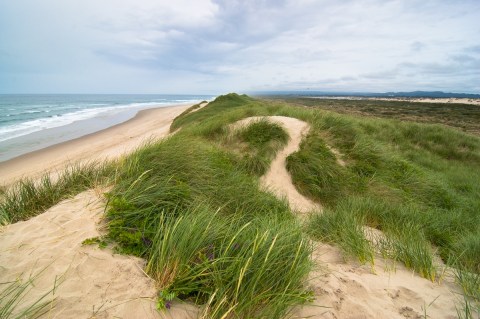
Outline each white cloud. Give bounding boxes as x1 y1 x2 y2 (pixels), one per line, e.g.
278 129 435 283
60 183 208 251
0 0 479 93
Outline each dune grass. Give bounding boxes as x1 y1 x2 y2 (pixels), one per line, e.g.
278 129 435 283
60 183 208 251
168 93 480 284
173 100 209 121
146 209 312 318
307 205 374 265
0 270 59 319
0 162 114 224
227 118 289 175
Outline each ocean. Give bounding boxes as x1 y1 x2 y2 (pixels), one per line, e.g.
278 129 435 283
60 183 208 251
0 94 214 162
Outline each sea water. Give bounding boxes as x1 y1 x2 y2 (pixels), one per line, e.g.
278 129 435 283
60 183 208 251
0 94 214 162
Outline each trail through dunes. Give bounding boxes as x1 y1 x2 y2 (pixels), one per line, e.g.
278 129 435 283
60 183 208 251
235 116 461 319
260 116 322 213
190 101 209 113
233 116 322 213
0 190 197 319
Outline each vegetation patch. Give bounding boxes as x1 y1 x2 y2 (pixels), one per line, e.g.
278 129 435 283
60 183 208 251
105 127 311 317
0 270 59 319
229 118 289 175
276 97 480 135
0 162 114 224
110 94 480 314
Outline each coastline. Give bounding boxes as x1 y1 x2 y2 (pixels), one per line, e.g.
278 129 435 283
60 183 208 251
0 103 191 186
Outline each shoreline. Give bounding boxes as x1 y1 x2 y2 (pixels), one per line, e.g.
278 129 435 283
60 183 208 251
0 103 192 186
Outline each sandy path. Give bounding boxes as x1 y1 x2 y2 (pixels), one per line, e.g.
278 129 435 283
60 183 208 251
260 116 321 213
234 116 461 318
0 104 191 186
0 190 198 318
233 116 321 213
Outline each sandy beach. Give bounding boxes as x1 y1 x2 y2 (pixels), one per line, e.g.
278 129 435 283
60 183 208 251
0 103 191 186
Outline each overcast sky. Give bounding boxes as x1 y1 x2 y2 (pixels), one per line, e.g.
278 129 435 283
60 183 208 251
1 0 479 94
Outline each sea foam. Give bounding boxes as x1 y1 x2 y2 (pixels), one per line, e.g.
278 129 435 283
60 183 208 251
0 102 166 143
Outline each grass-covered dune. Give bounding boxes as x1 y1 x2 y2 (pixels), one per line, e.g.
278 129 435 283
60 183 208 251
1 93 480 317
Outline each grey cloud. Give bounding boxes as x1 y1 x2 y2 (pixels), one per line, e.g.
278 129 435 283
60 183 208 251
464 45 480 54
1 0 480 93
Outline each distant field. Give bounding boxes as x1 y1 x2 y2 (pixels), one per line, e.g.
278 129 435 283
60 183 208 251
270 97 480 136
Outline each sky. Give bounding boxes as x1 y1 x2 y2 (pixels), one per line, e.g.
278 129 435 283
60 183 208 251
0 0 479 94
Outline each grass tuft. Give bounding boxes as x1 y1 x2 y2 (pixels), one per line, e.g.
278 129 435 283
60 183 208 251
307 204 374 265
0 162 114 224
0 270 59 319
146 208 312 319
230 118 289 175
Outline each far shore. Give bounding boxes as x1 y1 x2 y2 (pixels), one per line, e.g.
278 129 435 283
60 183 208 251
307 96 480 105
0 103 192 186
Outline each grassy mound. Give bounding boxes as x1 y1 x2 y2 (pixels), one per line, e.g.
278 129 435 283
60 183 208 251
106 134 312 318
228 118 289 175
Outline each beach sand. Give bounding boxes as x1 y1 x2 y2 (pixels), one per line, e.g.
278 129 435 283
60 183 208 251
0 104 191 186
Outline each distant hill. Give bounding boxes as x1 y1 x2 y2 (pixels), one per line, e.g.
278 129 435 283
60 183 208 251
254 90 480 99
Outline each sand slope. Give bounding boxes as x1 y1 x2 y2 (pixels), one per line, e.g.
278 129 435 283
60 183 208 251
0 190 198 319
296 243 460 319
0 190 160 318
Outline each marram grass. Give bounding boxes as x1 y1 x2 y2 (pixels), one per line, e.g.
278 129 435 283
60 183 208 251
0 161 114 224
146 208 312 319
0 269 59 319
227 118 289 175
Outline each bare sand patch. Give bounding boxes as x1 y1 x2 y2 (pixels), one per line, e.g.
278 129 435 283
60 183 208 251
294 243 460 319
310 96 480 106
0 190 197 318
0 190 159 318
